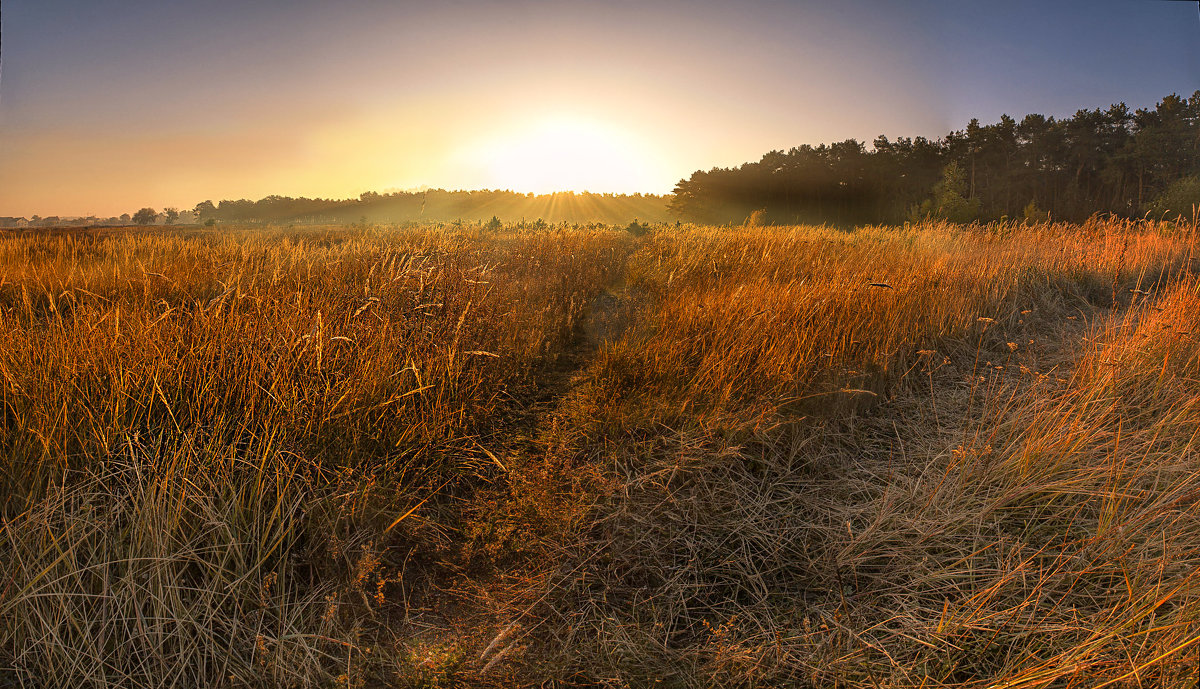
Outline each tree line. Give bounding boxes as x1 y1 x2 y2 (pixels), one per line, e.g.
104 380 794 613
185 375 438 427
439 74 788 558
669 91 1200 225
186 189 672 226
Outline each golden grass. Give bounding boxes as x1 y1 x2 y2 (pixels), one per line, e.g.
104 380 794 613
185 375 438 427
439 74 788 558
3 219 1200 687
0 223 631 686
0 225 629 503
591 220 1189 419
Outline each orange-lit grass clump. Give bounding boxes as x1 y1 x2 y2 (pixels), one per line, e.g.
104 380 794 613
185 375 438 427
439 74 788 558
2 219 1199 687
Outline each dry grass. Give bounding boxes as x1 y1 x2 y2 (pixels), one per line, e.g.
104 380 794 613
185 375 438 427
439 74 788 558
537 219 1200 686
587 220 1187 419
0 223 631 686
3 219 1200 687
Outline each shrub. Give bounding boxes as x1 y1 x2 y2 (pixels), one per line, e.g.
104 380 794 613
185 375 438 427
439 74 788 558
910 162 981 224
1145 174 1200 221
1022 199 1050 223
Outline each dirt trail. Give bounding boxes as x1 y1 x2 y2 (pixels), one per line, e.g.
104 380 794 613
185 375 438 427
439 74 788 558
482 285 634 462
405 284 639 667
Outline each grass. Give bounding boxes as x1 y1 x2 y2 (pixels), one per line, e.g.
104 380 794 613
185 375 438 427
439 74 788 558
2 218 1199 687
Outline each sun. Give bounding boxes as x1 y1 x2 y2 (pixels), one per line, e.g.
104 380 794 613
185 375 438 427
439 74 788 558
462 115 666 194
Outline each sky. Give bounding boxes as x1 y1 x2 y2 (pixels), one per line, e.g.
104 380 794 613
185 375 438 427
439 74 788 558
1 0 1199 217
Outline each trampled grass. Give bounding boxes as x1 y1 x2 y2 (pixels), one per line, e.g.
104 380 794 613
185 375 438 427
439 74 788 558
2 219 1199 687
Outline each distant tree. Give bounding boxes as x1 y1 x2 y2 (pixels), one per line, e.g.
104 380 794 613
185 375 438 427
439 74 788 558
119 213 131 223
164 207 179 225
193 200 216 221
132 208 157 225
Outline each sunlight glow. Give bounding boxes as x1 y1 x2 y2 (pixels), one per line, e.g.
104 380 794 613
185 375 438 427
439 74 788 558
462 116 666 194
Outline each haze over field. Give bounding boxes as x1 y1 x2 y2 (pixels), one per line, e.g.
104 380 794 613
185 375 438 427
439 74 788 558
2 0 1199 217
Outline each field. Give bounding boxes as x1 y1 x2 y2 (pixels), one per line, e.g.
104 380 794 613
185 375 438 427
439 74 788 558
3 219 1200 687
